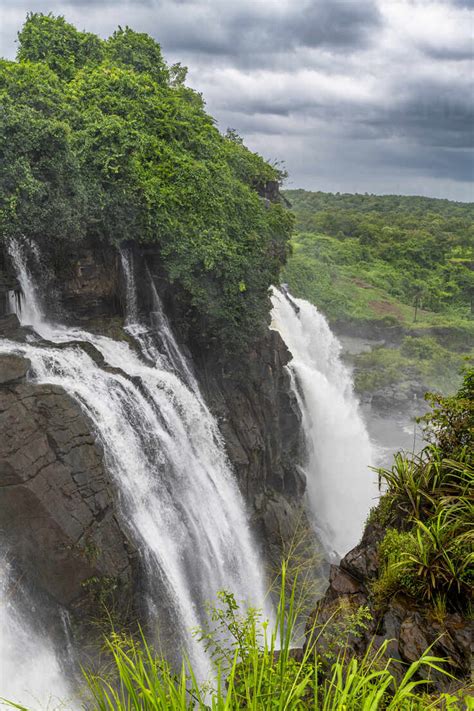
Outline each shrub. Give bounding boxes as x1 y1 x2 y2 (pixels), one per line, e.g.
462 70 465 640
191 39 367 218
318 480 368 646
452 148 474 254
373 528 422 603
372 370 474 612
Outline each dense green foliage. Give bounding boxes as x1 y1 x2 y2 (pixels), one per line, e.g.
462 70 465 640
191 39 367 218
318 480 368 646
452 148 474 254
372 369 473 612
0 14 293 347
284 190 473 320
282 190 473 395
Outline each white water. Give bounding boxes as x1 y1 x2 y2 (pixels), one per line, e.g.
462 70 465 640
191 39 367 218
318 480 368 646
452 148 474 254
271 288 378 558
0 558 74 710
120 251 195 386
0 239 266 696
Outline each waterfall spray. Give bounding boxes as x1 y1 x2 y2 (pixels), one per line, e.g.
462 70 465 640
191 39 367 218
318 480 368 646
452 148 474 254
271 288 378 558
0 555 75 709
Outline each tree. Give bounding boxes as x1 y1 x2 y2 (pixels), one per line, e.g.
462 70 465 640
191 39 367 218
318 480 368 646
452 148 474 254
17 12 103 80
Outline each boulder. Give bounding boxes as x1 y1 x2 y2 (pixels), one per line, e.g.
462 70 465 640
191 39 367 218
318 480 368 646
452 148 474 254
0 354 30 384
0 313 22 339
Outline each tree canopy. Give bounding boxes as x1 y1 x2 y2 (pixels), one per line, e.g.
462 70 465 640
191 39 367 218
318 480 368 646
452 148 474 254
0 13 293 347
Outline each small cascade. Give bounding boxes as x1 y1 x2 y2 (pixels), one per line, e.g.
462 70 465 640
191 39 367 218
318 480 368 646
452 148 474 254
2 239 267 682
120 248 139 325
119 249 195 386
148 274 196 386
271 288 378 559
7 238 44 326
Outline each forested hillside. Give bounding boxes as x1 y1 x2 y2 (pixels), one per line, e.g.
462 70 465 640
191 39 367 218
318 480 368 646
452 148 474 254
283 190 473 396
0 13 292 349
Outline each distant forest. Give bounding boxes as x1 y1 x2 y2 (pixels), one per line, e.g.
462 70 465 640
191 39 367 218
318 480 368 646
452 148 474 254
283 190 473 395
283 190 473 324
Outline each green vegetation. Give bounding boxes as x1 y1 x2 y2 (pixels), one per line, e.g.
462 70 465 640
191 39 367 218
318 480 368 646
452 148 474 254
372 369 473 612
4 564 468 710
0 14 293 348
282 190 473 396
353 336 468 396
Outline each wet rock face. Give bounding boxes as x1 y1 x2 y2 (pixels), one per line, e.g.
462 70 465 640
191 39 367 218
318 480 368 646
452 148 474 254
0 354 30 384
59 248 123 321
0 314 22 339
190 326 308 549
0 354 133 606
210 329 303 499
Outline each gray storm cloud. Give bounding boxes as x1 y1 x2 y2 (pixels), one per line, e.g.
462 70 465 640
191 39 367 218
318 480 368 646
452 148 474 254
0 0 472 200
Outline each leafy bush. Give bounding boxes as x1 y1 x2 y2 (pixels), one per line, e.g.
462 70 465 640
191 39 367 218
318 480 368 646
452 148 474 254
374 528 428 603
421 368 474 459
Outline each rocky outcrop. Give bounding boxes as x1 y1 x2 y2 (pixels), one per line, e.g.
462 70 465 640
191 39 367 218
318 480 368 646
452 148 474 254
191 324 311 562
310 522 472 690
367 380 428 415
195 329 303 498
0 353 135 610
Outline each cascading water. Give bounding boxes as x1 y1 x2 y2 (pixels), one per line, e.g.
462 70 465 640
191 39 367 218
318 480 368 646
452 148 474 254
119 250 195 386
1 239 267 691
271 288 378 559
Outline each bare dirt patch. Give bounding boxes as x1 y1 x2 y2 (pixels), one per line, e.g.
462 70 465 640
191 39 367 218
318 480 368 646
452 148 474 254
369 300 404 319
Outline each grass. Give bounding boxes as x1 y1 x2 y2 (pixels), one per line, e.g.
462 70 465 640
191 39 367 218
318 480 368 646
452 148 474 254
2 561 470 709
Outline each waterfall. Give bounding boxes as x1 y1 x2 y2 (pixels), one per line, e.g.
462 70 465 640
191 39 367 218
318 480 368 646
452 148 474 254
1 239 267 687
7 238 43 326
271 288 378 559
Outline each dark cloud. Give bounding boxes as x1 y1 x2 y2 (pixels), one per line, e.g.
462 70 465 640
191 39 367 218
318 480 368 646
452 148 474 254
284 1 381 50
142 1 380 66
0 0 472 200
444 0 474 7
362 83 474 149
421 45 472 60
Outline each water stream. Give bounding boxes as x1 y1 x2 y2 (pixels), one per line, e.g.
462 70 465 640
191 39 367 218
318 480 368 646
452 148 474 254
0 557 74 710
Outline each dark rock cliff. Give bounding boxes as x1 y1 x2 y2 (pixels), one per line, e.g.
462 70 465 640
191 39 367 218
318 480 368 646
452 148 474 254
0 342 136 620
0 240 308 621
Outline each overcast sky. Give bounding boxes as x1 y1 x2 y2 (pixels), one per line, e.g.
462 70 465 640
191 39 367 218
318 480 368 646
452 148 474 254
1 0 473 201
